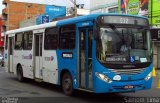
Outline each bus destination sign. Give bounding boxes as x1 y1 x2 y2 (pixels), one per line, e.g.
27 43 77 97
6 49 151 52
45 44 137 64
100 16 149 26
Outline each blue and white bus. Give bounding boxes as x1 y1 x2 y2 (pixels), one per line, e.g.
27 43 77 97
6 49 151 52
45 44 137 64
4 14 153 95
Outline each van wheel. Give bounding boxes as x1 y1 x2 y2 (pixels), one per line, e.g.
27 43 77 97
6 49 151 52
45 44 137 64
62 72 73 96
17 65 24 82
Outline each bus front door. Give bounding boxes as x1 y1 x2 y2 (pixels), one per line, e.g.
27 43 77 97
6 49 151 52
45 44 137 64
34 33 43 79
79 28 93 90
8 37 14 73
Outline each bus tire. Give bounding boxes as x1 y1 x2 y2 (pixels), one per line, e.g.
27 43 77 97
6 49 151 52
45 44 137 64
17 65 24 82
62 72 73 96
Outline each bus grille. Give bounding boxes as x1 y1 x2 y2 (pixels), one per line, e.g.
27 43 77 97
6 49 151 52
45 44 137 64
108 68 146 75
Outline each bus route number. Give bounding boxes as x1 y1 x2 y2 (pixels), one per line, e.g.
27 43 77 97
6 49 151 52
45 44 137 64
120 18 128 24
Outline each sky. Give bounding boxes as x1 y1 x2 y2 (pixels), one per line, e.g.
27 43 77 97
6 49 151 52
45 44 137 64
0 0 90 14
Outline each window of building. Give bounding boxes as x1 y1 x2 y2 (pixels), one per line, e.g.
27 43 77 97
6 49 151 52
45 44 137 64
23 31 33 50
44 27 59 50
15 33 23 50
59 24 76 50
108 7 118 13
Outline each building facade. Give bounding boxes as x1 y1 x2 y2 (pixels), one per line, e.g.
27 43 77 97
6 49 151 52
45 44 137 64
20 6 89 28
20 5 67 28
2 0 45 32
0 15 4 55
90 0 118 13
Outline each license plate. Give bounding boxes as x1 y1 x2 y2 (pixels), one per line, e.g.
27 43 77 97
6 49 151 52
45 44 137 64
124 85 134 89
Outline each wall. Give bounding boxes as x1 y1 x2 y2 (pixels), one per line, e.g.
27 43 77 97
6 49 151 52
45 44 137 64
2 0 45 32
90 0 118 13
20 5 66 27
19 17 37 28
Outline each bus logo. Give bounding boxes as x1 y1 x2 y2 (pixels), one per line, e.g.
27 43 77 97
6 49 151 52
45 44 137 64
45 56 54 62
22 54 32 59
113 75 121 81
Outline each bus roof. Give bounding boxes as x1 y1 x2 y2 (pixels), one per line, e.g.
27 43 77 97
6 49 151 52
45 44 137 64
5 21 58 35
56 13 148 26
5 13 148 35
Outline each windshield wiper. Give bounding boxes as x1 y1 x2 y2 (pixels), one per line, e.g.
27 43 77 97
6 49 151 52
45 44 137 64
109 24 122 40
109 24 127 50
109 24 131 62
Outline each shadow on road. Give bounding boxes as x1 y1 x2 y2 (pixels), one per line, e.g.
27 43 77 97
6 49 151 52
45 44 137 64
72 91 126 103
8 77 128 103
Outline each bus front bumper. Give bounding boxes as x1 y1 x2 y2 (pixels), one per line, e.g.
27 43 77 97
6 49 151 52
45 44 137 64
94 77 152 93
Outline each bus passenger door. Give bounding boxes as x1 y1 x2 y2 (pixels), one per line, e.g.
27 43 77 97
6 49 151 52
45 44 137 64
79 28 93 89
34 33 43 79
8 37 14 73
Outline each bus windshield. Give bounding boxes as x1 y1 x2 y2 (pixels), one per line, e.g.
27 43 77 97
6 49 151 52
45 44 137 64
96 24 152 67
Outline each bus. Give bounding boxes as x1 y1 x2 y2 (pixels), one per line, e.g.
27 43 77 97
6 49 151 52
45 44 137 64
4 14 153 95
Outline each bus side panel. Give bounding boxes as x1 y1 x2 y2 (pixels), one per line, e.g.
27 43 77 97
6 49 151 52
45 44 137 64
42 50 58 84
14 51 34 79
4 50 9 72
57 50 78 88
13 51 21 75
4 35 9 72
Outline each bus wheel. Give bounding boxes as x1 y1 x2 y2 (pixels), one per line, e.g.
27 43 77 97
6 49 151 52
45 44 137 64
62 72 73 96
17 65 24 82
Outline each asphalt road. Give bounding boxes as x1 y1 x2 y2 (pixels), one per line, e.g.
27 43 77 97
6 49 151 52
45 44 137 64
0 66 160 103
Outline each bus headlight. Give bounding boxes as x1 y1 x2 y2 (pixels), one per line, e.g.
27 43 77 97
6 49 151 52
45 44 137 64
145 72 152 81
95 72 112 83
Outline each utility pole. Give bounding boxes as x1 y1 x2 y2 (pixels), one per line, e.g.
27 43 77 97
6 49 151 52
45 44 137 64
68 0 77 16
73 0 77 16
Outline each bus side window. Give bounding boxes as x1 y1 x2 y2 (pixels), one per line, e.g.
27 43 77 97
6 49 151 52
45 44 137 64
15 33 23 50
23 31 33 50
44 27 59 50
59 24 76 50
